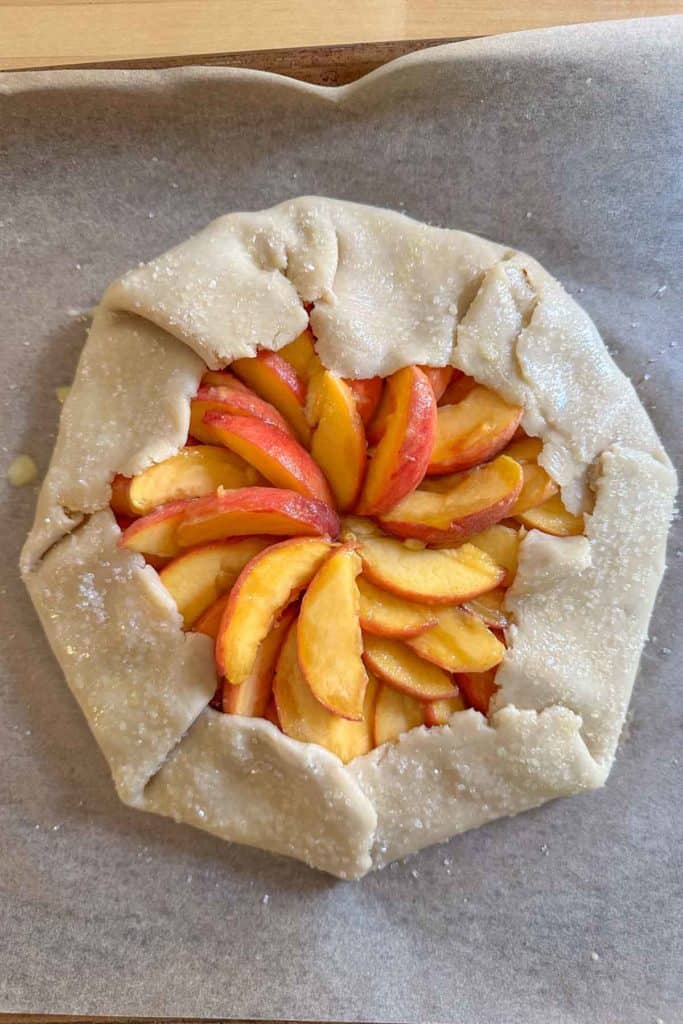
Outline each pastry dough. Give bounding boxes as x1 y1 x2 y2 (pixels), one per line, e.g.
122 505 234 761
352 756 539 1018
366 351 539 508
21 197 676 878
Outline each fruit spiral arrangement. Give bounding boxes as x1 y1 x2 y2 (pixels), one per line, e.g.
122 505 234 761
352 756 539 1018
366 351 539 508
112 328 584 762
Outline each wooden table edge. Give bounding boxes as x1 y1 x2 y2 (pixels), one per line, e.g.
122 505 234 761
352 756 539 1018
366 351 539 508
6 37 466 85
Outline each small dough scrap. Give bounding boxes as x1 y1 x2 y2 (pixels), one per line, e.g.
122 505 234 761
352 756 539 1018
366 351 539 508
350 705 605 867
24 510 216 804
145 709 377 879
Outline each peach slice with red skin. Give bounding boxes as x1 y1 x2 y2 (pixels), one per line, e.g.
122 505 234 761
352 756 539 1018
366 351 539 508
306 370 367 511
274 620 376 763
176 487 339 548
427 384 523 475
231 350 311 445
438 371 475 407
345 377 383 426
223 604 297 717
419 365 454 402
297 545 368 720
373 684 426 746
201 370 251 391
365 385 391 445
263 696 281 729
405 606 505 673
120 499 194 558
516 493 584 536
201 411 335 506
279 328 322 381
363 368 444 445
424 694 467 726
111 445 260 517
362 634 458 701
456 669 499 714
356 366 437 515
216 537 333 685
357 577 438 639
190 385 294 443
358 536 504 604
364 368 447 442
380 455 523 545
159 537 271 627
193 592 230 639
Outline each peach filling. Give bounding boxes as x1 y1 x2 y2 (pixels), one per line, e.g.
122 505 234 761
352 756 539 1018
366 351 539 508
112 327 585 762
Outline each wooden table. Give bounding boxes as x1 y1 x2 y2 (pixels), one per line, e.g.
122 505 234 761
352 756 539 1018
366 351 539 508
2 0 681 79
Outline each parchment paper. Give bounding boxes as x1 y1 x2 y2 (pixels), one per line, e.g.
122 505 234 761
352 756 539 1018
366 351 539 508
1 17 681 1023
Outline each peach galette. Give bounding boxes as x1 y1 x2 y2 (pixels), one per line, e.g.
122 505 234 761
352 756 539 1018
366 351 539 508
21 198 675 879
112 346 572 761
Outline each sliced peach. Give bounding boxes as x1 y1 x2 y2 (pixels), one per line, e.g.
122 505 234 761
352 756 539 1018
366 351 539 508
424 694 466 726
306 370 367 511
111 445 260 517
438 372 476 406
223 604 296 717
366 369 451 441
176 487 339 548
374 684 426 746
379 455 523 544
340 515 383 540
406 606 505 673
193 592 230 639
427 385 523 475
231 351 311 445
263 696 281 728
358 536 504 604
345 377 383 426
501 436 559 515
516 493 584 536
201 412 334 506
119 499 194 558
143 553 171 571
464 587 509 629
274 620 375 763
362 634 458 701
357 577 438 638
278 328 322 381
365 385 391 445
201 370 251 391
456 669 499 714
510 462 559 516
297 545 367 720
159 537 271 627
466 523 520 585
419 365 454 401
357 366 437 515
190 385 294 443
216 537 333 685
503 436 543 463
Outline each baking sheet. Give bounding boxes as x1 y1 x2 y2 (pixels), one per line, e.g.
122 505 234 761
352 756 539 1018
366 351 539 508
1 17 681 1023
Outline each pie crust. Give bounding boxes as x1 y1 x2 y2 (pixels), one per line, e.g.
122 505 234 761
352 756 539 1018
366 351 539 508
21 197 676 878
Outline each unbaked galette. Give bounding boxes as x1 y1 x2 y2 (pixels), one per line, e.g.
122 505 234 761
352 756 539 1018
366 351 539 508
21 198 676 878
